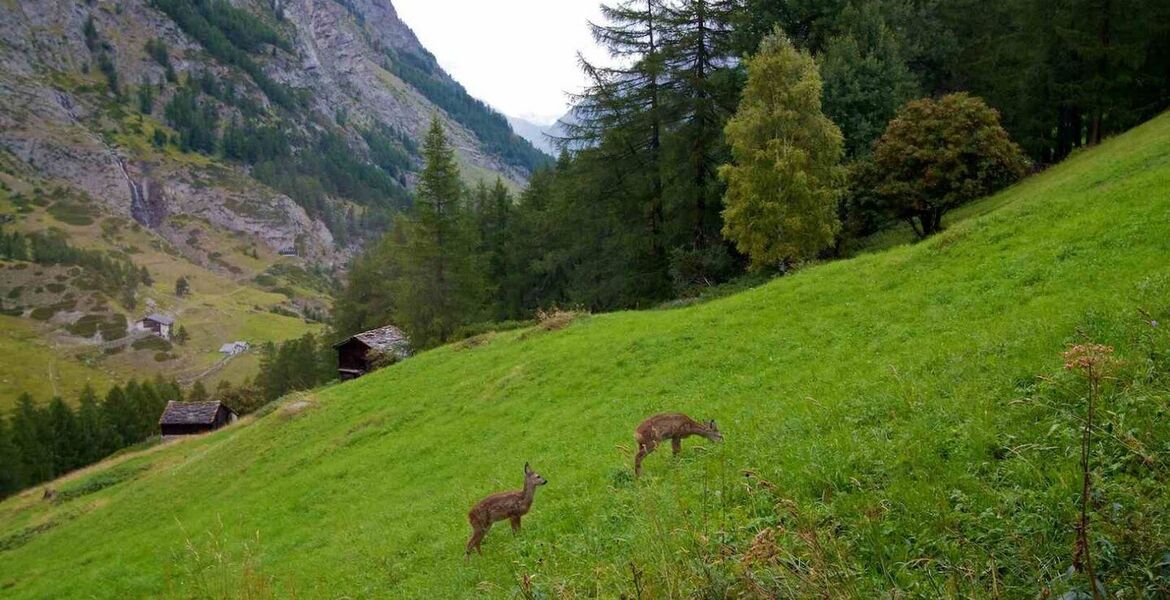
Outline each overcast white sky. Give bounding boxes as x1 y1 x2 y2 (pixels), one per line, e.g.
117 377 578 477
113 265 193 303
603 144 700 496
392 0 606 125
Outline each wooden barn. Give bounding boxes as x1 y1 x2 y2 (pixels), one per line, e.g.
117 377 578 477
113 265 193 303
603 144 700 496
333 325 411 380
158 401 237 440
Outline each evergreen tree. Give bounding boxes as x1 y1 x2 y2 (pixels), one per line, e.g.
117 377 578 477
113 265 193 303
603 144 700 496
472 179 513 320
660 0 740 252
330 218 407 338
571 0 672 298
75 385 113 464
175 276 190 297
819 3 918 158
720 29 846 268
102 384 136 447
137 77 155 115
392 118 484 347
10 394 51 485
46 397 81 474
0 415 21 497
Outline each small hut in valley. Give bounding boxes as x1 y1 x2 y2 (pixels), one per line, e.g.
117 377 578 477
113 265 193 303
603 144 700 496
136 314 175 339
333 325 411 380
159 401 237 440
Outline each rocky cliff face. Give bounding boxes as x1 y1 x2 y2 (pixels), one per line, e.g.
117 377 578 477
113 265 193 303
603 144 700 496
0 0 537 266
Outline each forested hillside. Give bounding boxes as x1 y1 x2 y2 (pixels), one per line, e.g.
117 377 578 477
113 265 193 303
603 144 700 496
331 0 1170 349
2 108 1169 599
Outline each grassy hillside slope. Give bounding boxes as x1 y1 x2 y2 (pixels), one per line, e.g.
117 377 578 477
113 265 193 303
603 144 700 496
2 115 1170 598
0 175 326 409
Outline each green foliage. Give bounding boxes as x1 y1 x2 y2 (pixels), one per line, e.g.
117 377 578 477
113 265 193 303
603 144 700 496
0 227 143 305
143 38 177 82
871 93 1030 237
82 16 98 52
163 83 218 154
818 3 917 158
187 380 208 402
95 46 120 97
149 0 297 109
174 275 190 297
220 117 288 164
391 119 485 347
65 314 127 340
0 379 173 499
739 0 1170 163
255 333 334 402
136 79 155 115
721 30 845 269
250 131 409 243
46 199 97 226
132 336 172 352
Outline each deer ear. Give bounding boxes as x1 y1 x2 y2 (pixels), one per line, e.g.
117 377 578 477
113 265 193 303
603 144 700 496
524 462 531 474
709 420 717 429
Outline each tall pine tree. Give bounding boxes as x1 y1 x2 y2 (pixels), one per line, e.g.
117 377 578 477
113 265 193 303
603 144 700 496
393 118 484 347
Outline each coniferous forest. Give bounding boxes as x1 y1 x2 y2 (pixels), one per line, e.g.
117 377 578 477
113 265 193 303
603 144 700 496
331 0 1170 348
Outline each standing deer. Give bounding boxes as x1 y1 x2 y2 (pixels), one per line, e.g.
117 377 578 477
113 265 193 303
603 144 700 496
634 413 723 477
465 462 548 558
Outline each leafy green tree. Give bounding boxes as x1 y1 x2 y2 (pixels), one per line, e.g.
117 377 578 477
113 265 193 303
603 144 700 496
871 93 1030 237
175 325 190 345
175 276 190 297
392 118 484 347
720 30 845 269
819 3 918 158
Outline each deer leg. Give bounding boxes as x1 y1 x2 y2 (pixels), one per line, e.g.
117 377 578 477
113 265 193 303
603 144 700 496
466 521 491 557
635 440 657 477
671 437 682 456
465 526 482 558
511 516 521 535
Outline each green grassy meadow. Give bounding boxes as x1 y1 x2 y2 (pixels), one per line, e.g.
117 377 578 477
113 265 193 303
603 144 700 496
2 114 1170 598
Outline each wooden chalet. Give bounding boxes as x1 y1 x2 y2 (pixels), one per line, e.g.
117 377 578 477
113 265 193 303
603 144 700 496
333 325 411 380
136 313 175 339
159 401 237 440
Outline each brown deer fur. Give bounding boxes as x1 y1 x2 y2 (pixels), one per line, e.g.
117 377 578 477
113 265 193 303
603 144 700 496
634 413 723 477
465 463 548 557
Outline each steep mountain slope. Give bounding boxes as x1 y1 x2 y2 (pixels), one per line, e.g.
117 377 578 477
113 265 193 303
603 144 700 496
0 0 543 258
0 0 547 400
2 115 1169 597
507 115 558 156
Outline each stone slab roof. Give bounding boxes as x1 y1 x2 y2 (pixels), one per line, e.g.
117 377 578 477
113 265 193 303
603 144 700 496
158 401 227 425
336 325 410 352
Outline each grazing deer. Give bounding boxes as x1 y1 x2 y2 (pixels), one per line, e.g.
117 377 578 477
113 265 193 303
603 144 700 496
634 413 723 477
465 463 548 558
